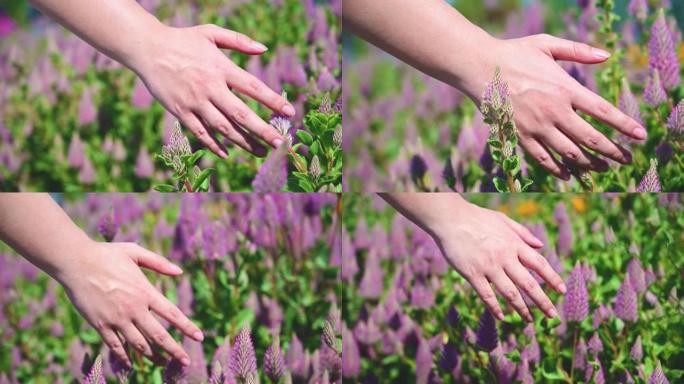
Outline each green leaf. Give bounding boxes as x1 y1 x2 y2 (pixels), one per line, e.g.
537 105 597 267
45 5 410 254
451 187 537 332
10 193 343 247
296 130 314 146
492 177 508 192
310 140 322 157
503 156 520 176
191 168 215 191
153 184 177 192
487 139 503 149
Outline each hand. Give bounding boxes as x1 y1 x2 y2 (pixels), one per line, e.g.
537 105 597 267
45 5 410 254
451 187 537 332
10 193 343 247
58 241 203 368
463 34 646 179
130 24 295 158
431 202 566 322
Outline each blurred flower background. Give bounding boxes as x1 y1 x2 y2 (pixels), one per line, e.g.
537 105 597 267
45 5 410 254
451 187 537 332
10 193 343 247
343 0 684 192
0 0 341 192
0 193 342 383
341 193 684 382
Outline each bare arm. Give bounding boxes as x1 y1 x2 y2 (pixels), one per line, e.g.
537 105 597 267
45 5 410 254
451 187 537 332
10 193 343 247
29 0 295 157
346 0 645 179
0 194 203 368
380 193 566 322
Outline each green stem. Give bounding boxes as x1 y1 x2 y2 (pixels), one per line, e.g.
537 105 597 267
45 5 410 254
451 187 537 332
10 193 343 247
569 326 579 383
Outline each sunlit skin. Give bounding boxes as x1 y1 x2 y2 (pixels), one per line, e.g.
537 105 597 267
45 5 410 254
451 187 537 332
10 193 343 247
28 0 295 158
380 193 567 322
0 194 202 368
344 0 647 180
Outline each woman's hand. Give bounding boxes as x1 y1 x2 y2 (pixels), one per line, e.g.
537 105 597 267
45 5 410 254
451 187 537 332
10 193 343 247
58 241 203 368
432 202 566 322
463 34 646 179
129 24 296 158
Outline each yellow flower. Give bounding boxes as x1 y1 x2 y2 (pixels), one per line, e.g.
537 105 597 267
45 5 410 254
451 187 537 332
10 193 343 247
626 44 648 68
571 196 586 213
516 200 539 217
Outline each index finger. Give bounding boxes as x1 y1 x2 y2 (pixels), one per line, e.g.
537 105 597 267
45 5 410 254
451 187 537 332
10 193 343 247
572 85 647 141
519 246 567 294
135 313 190 365
212 90 285 148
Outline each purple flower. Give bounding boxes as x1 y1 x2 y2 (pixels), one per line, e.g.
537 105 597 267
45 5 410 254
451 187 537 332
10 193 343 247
446 306 460 329
134 147 154 178
475 309 498 352
263 339 285 382
84 355 105 384
614 277 638 322
0 13 16 38
177 276 194 315
79 156 96 185
627 258 646 294
628 0 648 22
618 79 643 125
649 361 670 384
131 77 153 109
184 338 208 383
573 338 587 371
341 326 360 378
97 209 118 242
563 263 589 322
67 134 85 168
667 100 684 135
415 337 433 384
588 332 603 355
637 159 661 192
78 88 97 125
269 116 293 146
252 145 287 192
648 10 680 90
286 334 307 378
555 202 573 256
644 70 668 107
438 342 459 372
631 335 643 362
359 250 384 299
229 327 257 381
163 359 188 383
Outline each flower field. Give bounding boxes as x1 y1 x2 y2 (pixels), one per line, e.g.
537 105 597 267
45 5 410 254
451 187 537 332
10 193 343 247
0 193 342 383
344 0 684 192
0 0 341 192
340 193 684 382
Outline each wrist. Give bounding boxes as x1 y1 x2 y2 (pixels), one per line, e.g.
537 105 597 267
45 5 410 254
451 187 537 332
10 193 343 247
446 34 503 103
423 195 477 241
117 17 170 74
51 237 102 287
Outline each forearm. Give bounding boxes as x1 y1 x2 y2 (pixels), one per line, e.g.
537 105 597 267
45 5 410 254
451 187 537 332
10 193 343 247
28 0 165 71
0 194 93 284
343 0 497 100
378 193 472 239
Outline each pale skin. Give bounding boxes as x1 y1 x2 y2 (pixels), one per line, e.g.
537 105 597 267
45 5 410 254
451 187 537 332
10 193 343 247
345 0 646 180
380 193 567 322
28 0 295 158
0 194 202 368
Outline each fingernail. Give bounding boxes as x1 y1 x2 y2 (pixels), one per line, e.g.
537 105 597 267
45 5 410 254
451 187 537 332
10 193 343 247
193 331 204 341
633 127 647 140
496 312 504 321
559 283 567 293
548 308 558 318
561 171 571 181
250 41 267 51
169 264 183 274
181 357 190 366
592 48 611 59
282 104 296 117
218 149 228 159
273 138 284 147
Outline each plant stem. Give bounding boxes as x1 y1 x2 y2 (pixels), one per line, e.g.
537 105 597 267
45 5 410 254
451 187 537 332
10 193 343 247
570 326 579 383
183 179 193 192
497 128 516 192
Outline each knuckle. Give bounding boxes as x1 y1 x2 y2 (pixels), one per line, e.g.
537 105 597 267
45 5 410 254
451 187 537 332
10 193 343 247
231 108 250 125
584 133 602 147
480 289 496 301
522 279 537 292
563 149 580 161
596 101 612 117
153 333 168 345
246 78 262 94
504 289 518 300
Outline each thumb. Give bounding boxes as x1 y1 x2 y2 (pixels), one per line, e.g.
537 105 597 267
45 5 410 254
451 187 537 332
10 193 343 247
128 244 183 276
534 34 611 64
199 24 268 54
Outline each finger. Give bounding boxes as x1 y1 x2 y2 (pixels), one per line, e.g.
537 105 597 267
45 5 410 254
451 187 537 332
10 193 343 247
227 66 295 117
505 263 557 319
213 90 285 148
199 24 268 54
541 129 607 171
519 137 571 180
468 276 504 321
488 272 533 322
519 246 567 294
572 85 647 140
126 243 183 276
180 113 228 159
560 113 632 164
101 327 132 368
150 293 204 342
119 323 154 358
500 215 543 248
536 34 611 63
200 103 267 156
135 313 190 366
